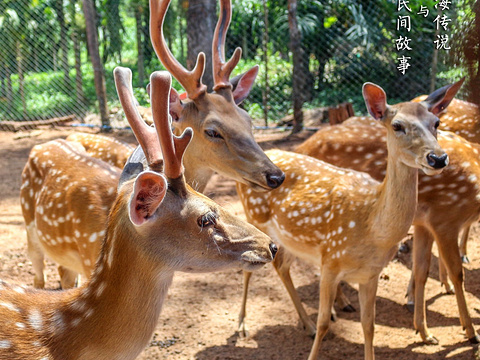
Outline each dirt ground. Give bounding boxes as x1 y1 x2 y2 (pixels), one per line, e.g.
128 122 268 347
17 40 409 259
1 127 480 360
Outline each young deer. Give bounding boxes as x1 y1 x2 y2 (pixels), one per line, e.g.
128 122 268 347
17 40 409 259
294 94 480 344
65 132 135 169
20 0 283 289
1 69 275 360
237 83 448 360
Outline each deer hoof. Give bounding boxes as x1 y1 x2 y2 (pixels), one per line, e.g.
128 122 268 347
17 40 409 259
444 286 455 295
342 304 356 313
330 312 337 322
405 302 415 313
462 255 470 264
424 335 439 345
469 335 480 344
237 323 249 338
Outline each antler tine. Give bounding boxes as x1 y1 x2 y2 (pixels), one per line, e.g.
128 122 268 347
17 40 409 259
212 0 242 91
150 71 193 179
113 67 163 167
150 0 207 100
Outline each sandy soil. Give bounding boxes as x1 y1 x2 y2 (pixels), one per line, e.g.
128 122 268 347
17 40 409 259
1 127 480 359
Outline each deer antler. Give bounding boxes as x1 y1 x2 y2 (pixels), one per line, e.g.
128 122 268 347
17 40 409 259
212 0 242 91
150 0 207 100
114 67 163 168
150 71 193 179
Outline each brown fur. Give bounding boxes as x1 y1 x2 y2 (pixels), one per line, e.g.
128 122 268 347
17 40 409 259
296 116 480 344
237 93 447 360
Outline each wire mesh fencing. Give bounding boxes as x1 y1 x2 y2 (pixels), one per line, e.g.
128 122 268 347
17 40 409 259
0 0 471 129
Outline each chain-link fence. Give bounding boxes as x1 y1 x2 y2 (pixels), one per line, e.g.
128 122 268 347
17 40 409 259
0 0 471 128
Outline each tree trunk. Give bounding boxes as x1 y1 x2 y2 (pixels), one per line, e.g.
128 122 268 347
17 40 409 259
262 0 269 126
135 3 145 86
5 63 13 109
187 0 216 91
55 0 71 91
82 0 110 129
70 0 85 106
142 0 154 66
472 0 480 105
288 0 304 134
16 42 27 119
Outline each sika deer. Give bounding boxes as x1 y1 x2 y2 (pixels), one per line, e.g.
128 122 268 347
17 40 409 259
296 118 480 345
237 82 448 360
142 0 284 192
21 0 283 289
294 80 480 345
0 69 275 360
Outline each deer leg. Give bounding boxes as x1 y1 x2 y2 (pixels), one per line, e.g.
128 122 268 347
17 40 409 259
406 271 415 313
58 266 78 289
336 283 355 313
412 225 438 344
26 223 46 289
237 270 252 338
359 277 379 360
307 270 338 360
459 226 471 264
438 255 454 294
273 246 317 337
435 229 480 343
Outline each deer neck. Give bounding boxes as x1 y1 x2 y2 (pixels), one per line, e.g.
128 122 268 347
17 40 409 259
50 196 173 360
369 136 418 248
182 152 214 192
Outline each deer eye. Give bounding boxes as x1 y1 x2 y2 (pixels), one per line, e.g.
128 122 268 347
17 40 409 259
205 129 223 139
392 122 405 133
197 212 218 228
434 119 440 129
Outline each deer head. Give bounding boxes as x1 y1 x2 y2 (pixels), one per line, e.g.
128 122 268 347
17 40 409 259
363 83 448 175
148 0 284 192
114 67 277 272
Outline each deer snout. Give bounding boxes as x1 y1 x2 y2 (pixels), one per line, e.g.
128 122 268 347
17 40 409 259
426 152 449 169
266 171 286 189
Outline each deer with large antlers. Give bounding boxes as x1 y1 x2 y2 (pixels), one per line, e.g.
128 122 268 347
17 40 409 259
142 0 284 192
237 82 449 360
2 69 275 360
293 80 480 345
20 0 283 289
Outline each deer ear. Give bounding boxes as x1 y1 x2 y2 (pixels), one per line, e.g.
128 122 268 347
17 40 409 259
169 88 184 122
231 66 259 105
129 171 167 227
363 83 388 120
421 77 465 116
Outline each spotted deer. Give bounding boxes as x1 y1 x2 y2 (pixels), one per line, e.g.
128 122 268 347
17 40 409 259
65 132 135 169
414 91 480 262
293 82 480 345
143 0 284 192
237 82 449 360
21 139 120 289
20 0 283 289
0 69 275 360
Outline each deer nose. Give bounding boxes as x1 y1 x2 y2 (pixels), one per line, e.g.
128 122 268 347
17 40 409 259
426 152 449 169
266 172 285 189
269 242 278 259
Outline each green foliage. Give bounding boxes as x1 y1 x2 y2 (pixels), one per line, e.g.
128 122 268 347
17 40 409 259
0 0 472 124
